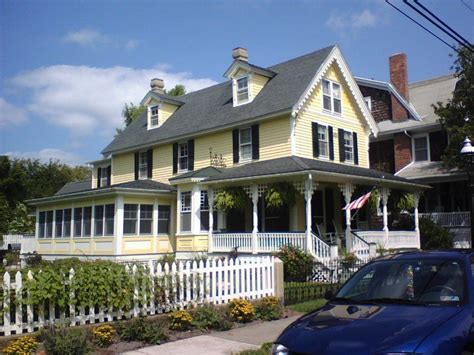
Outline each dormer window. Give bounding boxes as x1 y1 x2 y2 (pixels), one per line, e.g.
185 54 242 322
150 105 159 127
100 168 108 187
323 79 342 114
237 77 249 103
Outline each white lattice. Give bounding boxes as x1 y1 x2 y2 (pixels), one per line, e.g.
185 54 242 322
258 184 267 197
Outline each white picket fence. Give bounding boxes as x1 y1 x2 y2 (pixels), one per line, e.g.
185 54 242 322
0 256 275 336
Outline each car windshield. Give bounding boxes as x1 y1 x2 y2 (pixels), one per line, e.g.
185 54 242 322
336 258 466 305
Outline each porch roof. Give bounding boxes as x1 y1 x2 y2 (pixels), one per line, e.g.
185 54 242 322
201 156 429 190
27 179 176 205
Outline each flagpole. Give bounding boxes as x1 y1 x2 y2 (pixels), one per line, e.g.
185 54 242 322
349 186 377 222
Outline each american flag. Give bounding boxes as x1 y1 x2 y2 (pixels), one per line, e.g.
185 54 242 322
342 191 372 211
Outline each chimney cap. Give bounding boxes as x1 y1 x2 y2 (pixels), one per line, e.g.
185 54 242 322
150 78 165 93
232 47 248 62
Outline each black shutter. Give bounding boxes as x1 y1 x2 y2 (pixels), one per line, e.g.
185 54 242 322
188 139 194 171
328 126 334 161
338 128 345 162
134 152 139 180
106 166 111 186
232 129 239 164
312 122 319 158
172 143 178 174
147 149 153 178
97 167 102 188
251 124 259 160
353 132 359 165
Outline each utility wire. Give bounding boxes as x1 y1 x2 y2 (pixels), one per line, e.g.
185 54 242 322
460 0 474 12
403 0 473 52
413 0 473 49
385 0 460 54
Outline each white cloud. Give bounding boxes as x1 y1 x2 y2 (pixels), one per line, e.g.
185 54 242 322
125 40 140 50
63 29 110 47
10 64 217 137
4 148 84 166
0 97 29 128
326 9 381 34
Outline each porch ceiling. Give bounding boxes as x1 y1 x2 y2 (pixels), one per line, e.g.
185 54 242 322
201 156 429 190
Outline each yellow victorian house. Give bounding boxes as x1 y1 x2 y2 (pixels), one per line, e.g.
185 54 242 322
28 45 426 262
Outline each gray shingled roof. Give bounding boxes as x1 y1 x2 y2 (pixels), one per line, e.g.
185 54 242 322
54 179 175 197
102 45 336 155
169 166 223 181
203 156 427 188
397 161 465 182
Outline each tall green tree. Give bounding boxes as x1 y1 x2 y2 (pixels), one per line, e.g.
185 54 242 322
115 102 146 136
434 48 474 168
166 84 186 96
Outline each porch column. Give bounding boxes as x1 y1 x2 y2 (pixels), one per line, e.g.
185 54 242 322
191 185 201 235
251 185 259 254
340 183 354 251
304 177 315 255
381 187 391 247
115 196 124 255
208 189 215 253
413 191 421 248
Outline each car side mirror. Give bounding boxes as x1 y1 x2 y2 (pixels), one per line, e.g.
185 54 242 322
324 289 335 300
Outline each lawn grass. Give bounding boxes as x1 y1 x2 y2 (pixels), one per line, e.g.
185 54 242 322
287 298 327 313
238 342 273 355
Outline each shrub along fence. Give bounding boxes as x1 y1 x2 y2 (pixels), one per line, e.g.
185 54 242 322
0 256 276 336
284 258 369 305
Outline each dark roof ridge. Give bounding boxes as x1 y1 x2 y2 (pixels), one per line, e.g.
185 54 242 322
267 44 336 70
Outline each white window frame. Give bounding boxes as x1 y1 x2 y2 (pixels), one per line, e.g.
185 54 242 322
364 96 372 112
138 151 148 180
39 210 54 239
239 127 253 162
94 204 115 237
180 191 192 233
99 166 108 187
343 130 354 163
178 142 189 172
123 204 138 235
412 134 430 162
147 104 160 130
139 204 154 235
233 74 252 106
317 124 329 159
322 78 342 115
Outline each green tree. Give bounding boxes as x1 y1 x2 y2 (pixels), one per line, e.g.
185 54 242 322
166 84 186 96
116 102 146 136
434 48 474 168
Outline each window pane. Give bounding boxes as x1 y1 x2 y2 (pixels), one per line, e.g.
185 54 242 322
83 207 92 236
158 205 170 234
179 157 188 171
64 209 71 237
332 83 341 99
139 152 148 179
237 77 248 90
333 98 341 113
344 131 353 161
46 211 53 238
181 192 191 211
178 143 188 171
105 204 114 235
322 80 330 95
150 105 159 126
124 204 138 234
55 210 63 237
140 204 153 234
414 137 428 161
95 205 104 236
181 213 191 232
240 128 251 144
200 211 209 231
323 95 331 111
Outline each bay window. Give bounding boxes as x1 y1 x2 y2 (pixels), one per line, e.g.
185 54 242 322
158 205 171 234
414 136 429 161
124 204 138 235
180 191 192 232
55 210 63 237
140 204 153 234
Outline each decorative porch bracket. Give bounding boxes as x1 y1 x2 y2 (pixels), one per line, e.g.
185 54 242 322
339 183 354 252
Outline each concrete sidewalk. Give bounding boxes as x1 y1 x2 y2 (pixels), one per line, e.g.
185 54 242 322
124 315 299 355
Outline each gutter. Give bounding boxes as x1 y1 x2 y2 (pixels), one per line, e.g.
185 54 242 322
102 108 292 156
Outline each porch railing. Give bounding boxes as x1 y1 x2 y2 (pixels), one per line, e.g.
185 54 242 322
212 233 253 253
418 211 470 227
355 230 420 250
311 233 331 260
258 232 306 252
351 233 371 261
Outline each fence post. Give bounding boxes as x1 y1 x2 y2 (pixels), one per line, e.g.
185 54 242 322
273 257 284 304
330 244 339 260
369 243 377 258
3 272 11 336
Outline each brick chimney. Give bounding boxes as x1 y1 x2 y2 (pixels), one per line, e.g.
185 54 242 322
232 47 248 62
389 53 410 122
150 78 165 94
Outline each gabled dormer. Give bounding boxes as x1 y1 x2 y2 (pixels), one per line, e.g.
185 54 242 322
140 78 184 130
224 47 275 107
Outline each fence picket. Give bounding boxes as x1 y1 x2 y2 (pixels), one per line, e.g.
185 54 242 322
3 272 11 336
15 271 22 334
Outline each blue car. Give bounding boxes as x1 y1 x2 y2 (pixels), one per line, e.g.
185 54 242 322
273 250 474 355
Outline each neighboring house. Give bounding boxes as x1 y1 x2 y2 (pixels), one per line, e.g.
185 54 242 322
28 45 426 261
357 54 469 247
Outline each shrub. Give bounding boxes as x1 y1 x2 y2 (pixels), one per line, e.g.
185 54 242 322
157 254 176 266
420 217 453 250
192 303 232 331
229 299 255 323
23 252 42 267
40 326 91 355
169 310 194 331
255 296 283 321
5 251 19 266
275 245 314 282
116 317 168 344
92 324 116 347
3 335 38 355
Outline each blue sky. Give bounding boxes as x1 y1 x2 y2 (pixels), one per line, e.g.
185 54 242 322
1 0 473 166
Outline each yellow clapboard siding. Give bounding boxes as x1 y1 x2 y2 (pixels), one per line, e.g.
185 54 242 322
160 102 178 124
194 130 233 170
112 152 135 184
259 116 292 160
251 73 269 99
295 63 369 168
152 144 174 183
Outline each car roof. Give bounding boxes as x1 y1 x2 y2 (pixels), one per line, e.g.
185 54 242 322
374 249 474 261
